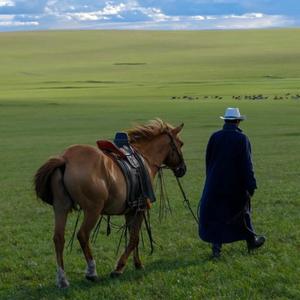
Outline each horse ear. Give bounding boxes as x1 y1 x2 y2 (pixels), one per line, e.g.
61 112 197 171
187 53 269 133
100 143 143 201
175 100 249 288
172 123 184 135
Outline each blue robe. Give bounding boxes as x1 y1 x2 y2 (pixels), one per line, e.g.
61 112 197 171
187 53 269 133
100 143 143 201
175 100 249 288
199 123 257 243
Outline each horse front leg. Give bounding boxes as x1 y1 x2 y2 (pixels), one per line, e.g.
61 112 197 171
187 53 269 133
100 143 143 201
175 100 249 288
133 245 144 270
111 211 144 277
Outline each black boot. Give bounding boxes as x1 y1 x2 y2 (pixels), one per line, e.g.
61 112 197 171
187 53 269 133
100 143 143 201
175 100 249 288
246 235 266 252
211 243 222 259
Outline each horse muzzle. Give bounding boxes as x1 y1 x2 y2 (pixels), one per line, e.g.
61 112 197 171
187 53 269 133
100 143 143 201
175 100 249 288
173 162 186 178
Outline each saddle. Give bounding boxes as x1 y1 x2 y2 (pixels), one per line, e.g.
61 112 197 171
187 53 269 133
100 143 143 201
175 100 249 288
97 132 156 210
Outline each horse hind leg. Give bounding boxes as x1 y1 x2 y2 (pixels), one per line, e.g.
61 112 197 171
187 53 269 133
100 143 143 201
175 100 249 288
51 169 72 288
111 211 144 277
77 207 102 282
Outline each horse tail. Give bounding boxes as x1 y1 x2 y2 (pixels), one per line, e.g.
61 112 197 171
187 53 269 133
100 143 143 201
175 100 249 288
34 156 66 206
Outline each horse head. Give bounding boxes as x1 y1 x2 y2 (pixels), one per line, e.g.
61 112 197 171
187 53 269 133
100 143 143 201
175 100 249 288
163 123 186 178
127 119 187 178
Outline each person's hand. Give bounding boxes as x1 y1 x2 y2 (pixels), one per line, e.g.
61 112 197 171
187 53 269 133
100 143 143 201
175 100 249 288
246 190 254 199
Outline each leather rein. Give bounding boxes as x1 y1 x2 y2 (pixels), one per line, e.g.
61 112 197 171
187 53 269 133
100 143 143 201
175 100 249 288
158 131 199 224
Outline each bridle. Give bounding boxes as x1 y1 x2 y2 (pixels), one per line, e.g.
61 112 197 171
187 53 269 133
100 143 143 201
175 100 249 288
134 130 198 227
166 131 183 168
134 130 185 176
160 131 198 224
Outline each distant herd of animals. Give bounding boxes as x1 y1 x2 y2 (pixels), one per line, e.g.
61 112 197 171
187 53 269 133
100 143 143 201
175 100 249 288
170 93 300 101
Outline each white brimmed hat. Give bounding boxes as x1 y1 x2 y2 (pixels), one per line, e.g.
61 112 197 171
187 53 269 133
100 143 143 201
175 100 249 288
220 107 246 121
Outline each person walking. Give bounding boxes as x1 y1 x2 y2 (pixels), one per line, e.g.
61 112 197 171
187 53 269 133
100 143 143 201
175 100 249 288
198 107 265 258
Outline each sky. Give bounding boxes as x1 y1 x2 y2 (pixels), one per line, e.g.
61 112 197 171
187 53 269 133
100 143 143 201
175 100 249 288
0 0 299 31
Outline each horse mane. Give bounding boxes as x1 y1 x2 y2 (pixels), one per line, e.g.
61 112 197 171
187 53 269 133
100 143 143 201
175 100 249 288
127 119 173 143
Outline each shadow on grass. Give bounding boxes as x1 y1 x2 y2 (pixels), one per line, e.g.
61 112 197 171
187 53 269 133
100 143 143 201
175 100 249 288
4 256 212 300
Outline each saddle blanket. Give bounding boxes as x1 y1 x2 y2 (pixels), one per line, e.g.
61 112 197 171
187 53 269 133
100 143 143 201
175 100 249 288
97 140 156 210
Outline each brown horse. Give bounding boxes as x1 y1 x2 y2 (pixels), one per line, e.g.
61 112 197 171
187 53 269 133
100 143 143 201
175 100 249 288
34 119 186 288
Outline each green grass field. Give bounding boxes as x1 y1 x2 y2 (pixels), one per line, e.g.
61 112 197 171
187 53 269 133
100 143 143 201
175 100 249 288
0 29 300 299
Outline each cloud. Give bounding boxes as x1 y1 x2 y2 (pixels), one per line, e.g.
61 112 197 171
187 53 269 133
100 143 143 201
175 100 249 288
0 14 39 26
214 13 293 29
63 2 129 22
44 1 293 28
223 12 264 19
0 0 14 7
0 0 297 31
45 1 174 23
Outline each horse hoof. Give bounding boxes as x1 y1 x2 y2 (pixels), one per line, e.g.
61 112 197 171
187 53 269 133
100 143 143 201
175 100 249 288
85 275 100 282
110 271 122 278
57 279 70 289
135 264 144 270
